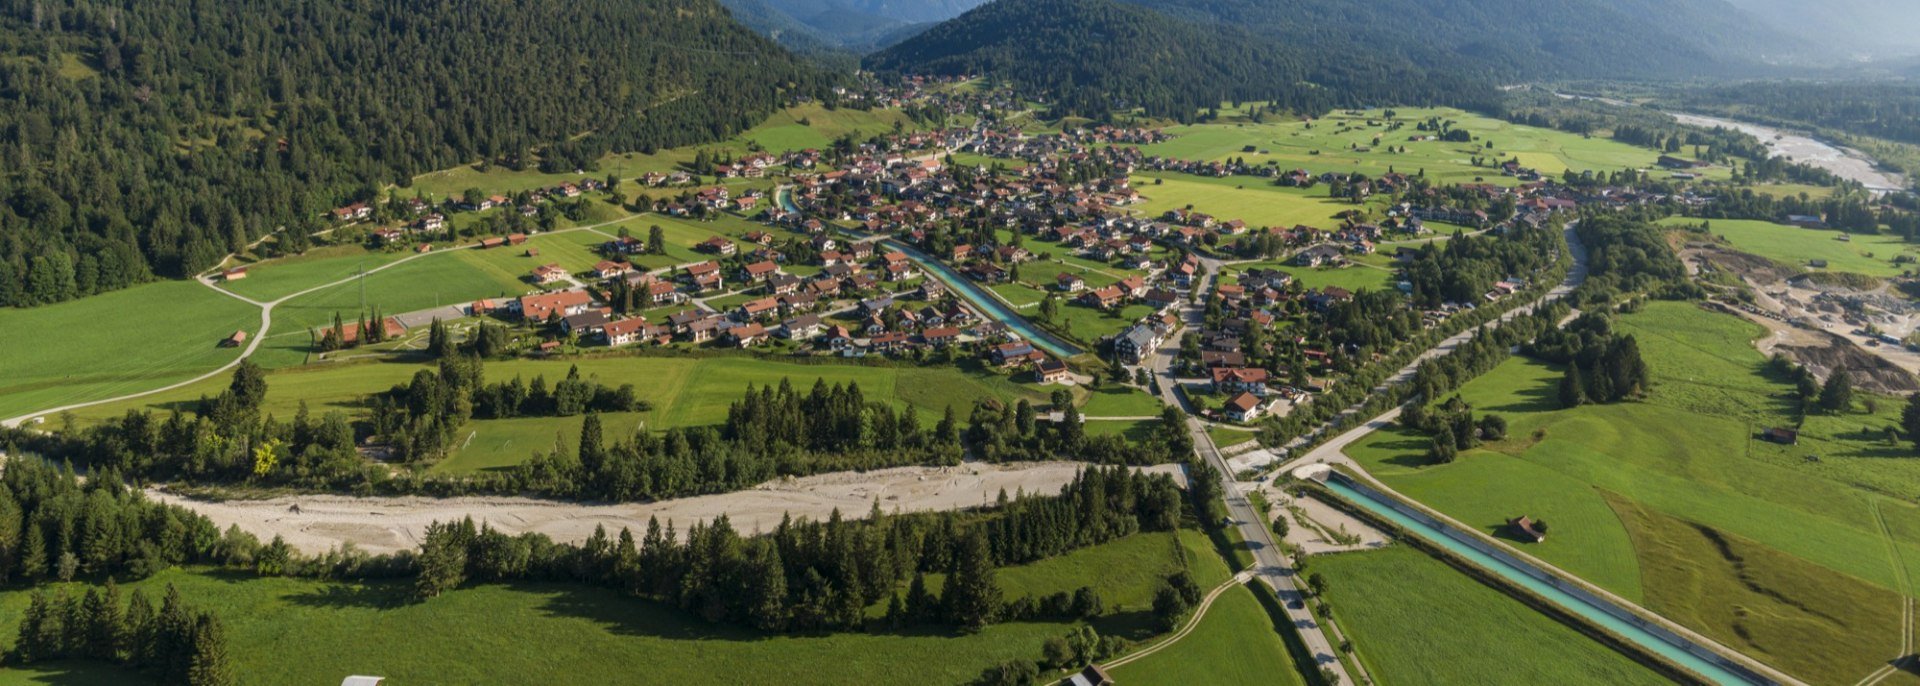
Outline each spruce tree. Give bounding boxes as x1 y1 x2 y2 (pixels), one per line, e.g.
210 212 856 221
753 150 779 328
942 530 1001 633
187 613 236 686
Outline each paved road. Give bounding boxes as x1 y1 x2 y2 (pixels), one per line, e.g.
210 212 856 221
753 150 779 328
1 216 647 429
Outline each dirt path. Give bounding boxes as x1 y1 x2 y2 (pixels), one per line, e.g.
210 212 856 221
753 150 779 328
1099 569 1256 670
148 461 1184 556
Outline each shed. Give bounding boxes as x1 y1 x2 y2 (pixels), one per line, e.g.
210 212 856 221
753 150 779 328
1762 427 1799 445
1506 516 1547 543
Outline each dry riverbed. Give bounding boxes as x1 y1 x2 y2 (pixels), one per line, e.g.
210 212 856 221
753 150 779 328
148 461 1186 555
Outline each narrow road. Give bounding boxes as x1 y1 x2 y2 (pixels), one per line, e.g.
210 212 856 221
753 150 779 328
1101 570 1257 670
2 215 646 429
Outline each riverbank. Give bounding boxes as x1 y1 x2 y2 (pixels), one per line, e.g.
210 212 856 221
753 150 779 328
1668 112 1907 193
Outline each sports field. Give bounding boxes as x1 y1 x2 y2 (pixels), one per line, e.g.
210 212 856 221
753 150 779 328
1311 547 1670 686
0 281 259 422
1341 302 1915 684
1658 216 1917 277
0 529 1196 686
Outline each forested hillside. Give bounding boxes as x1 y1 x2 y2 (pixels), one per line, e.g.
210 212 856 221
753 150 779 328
1720 0 1920 57
1123 0 1805 80
864 0 1497 120
0 0 817 307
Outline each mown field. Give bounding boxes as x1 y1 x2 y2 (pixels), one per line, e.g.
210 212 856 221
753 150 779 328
0 530 1202 686
0 281 258 422
1341 301 1916 684
68 355 1053 474
1134 107 1727 187
1130 173 1377 230
1311 547 1671 686
1657 216 1918 277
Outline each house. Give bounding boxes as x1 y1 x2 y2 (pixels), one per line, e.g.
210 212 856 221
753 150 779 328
647 280 687 305
1223 392 1266 422
220 267 249 282
593 260 632 280
330 203 373 222
1211 367 1271 395
727 323 768 347
561 311 611 336
1762 427 1799 445
220 330 248 348
685 261 725 291
603 318 652 346
1117 275 1148 298
519 290 594 321
1078 285 1125 309
697 236 737 256
1295 244 1346 267
1114 323 1166 363
782 314 824 339
993 341 1043 367
736 297 780 321
1036 358 1072 384
531 263 570 285
1506 516 1547 543
922 326 961 347
742 260 781 282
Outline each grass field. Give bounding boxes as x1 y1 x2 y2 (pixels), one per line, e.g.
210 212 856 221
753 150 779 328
408 104 915 200
218 244 413 303
1131 173 1377 229
1658 217 1918 277
1134 107 1726 188
0 530 1196 685
1106 584 1307 686
1081 388 1165 417
69 356 1051 474
1341 301 1917 684
1311 547 1671 686
0 281 259 422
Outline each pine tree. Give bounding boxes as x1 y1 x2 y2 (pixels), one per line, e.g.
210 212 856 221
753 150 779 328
187 613 236 686
1903 393 1920 451
156 585 195 683
942 530 1001 632
1819 370 1855 414
1558 365 1586 408
124 588 156 667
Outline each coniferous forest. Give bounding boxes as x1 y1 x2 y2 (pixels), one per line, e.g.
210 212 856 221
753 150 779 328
0 0 818 306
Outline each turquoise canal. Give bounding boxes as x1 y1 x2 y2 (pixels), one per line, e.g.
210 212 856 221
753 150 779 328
1324 473 1774 685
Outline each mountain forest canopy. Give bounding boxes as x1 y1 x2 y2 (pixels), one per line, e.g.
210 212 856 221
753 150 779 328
0 0 819 307
863 0 1497 121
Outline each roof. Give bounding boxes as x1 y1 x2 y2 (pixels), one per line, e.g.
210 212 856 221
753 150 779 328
1225 392 1262 413
1212 367 1270 384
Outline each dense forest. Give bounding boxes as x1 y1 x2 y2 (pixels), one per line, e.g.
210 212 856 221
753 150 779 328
0 0 818 307
864 0 1497 120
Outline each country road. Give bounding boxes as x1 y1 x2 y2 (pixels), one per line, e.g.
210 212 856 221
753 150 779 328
1 214 648 429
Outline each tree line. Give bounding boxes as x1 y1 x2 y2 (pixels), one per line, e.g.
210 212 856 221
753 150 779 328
14 583 233 686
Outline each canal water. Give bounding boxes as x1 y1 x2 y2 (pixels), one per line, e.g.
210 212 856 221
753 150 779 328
1324 473 1776 685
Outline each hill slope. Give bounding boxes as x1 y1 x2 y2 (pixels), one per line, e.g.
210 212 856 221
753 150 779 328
865 0 1497 119
1721 0 1920 58
1123 0 1812 79
0 0 815 307
723 0 986 49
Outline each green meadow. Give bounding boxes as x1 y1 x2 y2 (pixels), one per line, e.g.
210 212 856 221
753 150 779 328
1135 107 1723 187
1131 172 1375 229
1341 301 1915 684
1658 216 1918 277
68 356 1052 474
1311 547 1670 686
1107 584 1307 686
0 530 1205 686
0 281 258 422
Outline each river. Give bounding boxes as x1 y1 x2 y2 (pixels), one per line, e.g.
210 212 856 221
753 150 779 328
1668 112 1907 194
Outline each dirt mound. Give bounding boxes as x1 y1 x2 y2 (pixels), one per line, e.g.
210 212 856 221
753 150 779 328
1685 244 1797 286
1777 332 1919 395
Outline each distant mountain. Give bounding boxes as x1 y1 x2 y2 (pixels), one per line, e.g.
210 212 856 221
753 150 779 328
720 0 983 50
866 0 1498 119
1720 0 1920 58
1120 0 1817 79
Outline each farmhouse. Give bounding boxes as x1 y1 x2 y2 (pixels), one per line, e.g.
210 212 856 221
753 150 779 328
1036 358 1072 384
531 263 570 285
602 318 653 346
1211 367 1270 395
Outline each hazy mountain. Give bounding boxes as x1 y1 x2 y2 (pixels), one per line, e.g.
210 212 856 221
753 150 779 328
1720 0 1920 58
721 0 985 49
